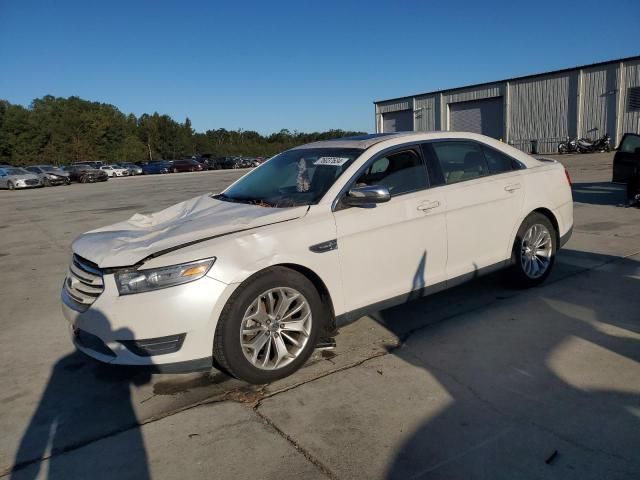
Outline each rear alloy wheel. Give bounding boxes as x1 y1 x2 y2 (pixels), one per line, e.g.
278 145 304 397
214 267 323 384
511 213 556 287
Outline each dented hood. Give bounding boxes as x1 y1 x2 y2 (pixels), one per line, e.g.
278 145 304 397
72 194 307 268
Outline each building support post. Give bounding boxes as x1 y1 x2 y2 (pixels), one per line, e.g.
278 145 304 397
615 61 625 147
576 69 583 139
504 81 510 143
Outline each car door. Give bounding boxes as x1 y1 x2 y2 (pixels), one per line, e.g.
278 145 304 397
612 134 640 183
333 146 447 313
424 141 525 282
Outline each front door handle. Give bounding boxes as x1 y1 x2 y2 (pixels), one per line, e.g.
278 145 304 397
417 200 440 212
504 183 521 192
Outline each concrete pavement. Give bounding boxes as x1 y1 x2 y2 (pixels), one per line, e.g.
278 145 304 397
1 153 639 479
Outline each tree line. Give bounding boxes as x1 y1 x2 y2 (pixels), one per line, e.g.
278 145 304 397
0 96 365 165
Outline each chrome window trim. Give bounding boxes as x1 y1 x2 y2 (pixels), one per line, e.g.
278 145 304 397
330 142 430 212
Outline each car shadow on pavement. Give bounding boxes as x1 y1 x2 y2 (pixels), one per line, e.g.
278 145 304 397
571 182 626 206
10 314 152 480
373 250 640 479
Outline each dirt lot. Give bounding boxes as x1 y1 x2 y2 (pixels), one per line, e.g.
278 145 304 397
1 153 639 479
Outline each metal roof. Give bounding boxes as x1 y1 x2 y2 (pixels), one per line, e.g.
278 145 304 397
374 55 640 105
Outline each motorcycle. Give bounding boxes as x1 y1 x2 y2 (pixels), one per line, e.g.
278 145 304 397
577 133 611 153
557 137 578 154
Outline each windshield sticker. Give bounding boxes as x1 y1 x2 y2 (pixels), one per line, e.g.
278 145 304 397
314 157 350 167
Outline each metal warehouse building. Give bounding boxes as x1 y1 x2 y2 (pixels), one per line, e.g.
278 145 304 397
374 55 640 153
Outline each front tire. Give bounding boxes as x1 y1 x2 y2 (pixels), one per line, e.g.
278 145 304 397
7 181 15 191
558 144 567 154
510 213 557 287
213 267 323 384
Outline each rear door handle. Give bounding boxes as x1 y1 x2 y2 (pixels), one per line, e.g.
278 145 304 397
417 200 440 212
504 183 521 192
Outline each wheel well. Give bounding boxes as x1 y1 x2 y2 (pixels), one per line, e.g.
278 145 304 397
277 263 336 334
531 208 560 244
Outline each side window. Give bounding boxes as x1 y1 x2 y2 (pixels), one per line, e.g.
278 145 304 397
619 134 640 153
354 149 427 196
482 146 514 174
431 142 489 184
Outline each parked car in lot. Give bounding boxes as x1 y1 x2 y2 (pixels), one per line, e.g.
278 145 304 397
612 133 640 204
120 162 143 175
67 164 109 183
24 165 71 186
72 161 103 169
0 166 43 190
169 159 205 173
141 161 171 175
100 164 130 177
61 132 573 384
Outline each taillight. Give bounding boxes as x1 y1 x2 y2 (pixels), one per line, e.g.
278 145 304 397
564 168 572 186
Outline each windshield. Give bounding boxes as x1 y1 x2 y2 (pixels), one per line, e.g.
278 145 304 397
219 148 363 207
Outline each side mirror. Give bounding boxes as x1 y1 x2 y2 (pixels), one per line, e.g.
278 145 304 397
343 185 391 207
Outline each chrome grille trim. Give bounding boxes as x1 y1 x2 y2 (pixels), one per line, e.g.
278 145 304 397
64 255 104 311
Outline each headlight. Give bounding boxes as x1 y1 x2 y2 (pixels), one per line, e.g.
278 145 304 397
115 258 215 295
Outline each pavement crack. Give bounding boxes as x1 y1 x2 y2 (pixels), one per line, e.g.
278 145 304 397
252 407 337 480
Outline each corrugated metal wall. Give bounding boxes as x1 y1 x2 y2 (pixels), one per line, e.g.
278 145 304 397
377 99 411 113
621 59 640 138
414 95 436 131
508 73 575 146
580 64 618 140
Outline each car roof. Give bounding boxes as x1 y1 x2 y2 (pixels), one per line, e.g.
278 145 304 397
291 133 416 150
294 131 540 167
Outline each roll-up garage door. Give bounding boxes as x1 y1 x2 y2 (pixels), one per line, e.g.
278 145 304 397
382 110 413 132
449 97 504 139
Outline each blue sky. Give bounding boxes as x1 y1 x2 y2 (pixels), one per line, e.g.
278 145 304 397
1 0 637 134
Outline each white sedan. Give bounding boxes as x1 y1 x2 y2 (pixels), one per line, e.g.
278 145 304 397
99 165 130 177
61 132 573 383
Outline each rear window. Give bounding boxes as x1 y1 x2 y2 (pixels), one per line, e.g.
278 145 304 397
619 134 640 153
431 142 489 184
482 147 515 174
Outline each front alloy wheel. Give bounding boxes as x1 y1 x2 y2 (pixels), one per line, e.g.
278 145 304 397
240 287 312 370
213 267 323 384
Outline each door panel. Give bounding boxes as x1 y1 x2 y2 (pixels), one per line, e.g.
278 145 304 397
334 190 447 312
427 140 524 280
442 172 524 279
333 147 446 313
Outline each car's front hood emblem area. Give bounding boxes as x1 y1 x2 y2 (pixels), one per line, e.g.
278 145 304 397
72 194 307 268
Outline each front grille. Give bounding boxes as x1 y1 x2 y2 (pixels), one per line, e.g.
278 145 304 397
25 179 39 186
63 255 104 311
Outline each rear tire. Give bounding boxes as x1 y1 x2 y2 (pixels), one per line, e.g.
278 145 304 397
7 181 15 191
213 267 324 384
510 213 557 287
